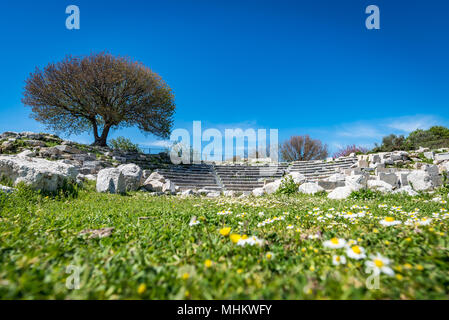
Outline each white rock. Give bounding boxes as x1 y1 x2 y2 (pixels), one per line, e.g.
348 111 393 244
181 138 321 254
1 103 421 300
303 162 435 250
17 149 36 158
223 190 236 197
162 180 176 193
367 180 393 193
263 180 282 194
407 170 433 191
392 186 418 196
435 153 449 161
252 187 265 197
423 151 435 160
117 163 142 191
0 155 78 192
143 179 164 192
298 182 324 195
327 173 346 182
206 191 221 198
328 186 353 200
148 171 165 182
96 168 126 194
378 172 398 187
288 172 306 184
181 189 194 196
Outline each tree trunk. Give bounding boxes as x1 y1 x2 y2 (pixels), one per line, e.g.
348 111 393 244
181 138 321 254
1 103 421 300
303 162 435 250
91 123 111 147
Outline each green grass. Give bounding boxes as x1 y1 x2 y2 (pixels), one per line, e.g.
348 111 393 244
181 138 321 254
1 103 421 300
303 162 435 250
0 184 448 300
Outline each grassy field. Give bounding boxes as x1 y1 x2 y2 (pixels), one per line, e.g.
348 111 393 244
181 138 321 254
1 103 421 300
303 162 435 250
0 183 448 299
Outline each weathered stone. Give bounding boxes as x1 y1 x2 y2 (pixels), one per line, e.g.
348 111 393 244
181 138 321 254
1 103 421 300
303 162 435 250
17 149 36 158
423 151 435 160
288 172 306 184
263 180 282 194
328 186 353 200
223 190 237 197
298 183 324 195
392 186 418 196
367 180 394 193
252 187 265 197
318 180 345 190
181 189 195 196
0 155 78 192
96 168 126 194
358 160 369 168
407 170 432 191
162 180 176 193
327 173 346 182
143 179 164 192
378 172 398 187
55 145 84 154
435 153 449 162
206 191 221 198
148 172 165 182
117 163 142 191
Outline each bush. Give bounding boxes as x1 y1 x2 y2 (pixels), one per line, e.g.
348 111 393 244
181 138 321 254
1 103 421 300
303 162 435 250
109 137 141 153
350 188 382 200
276 176 298 195
333 144 370 158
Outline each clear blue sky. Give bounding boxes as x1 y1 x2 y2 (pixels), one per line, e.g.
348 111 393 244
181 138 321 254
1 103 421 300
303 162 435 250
1 0 448 153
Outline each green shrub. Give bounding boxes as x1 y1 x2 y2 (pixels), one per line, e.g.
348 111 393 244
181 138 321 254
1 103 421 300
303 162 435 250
109 137 141 153
276 176 298 195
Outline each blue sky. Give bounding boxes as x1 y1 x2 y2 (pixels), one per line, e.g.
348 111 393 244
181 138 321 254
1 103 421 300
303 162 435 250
1 0 448 154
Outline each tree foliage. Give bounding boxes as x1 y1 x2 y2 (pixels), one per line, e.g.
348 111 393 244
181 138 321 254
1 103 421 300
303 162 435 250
333 144 370 158
22 52 175 146
280 135 328 162
109 136 141 153
373 126 449 152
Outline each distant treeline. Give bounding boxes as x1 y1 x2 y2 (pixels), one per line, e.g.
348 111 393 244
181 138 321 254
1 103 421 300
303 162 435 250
372 126 449 152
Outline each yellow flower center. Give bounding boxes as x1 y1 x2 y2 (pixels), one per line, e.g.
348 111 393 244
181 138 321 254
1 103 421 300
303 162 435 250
204 259 212 268
331 238 339 244
374 259 384 268
385 217 395 222
181 273 190 280
352 246 361 254
336 256 340 262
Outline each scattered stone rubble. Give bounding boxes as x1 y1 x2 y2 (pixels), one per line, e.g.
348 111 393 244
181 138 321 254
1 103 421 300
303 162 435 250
1 131 449 199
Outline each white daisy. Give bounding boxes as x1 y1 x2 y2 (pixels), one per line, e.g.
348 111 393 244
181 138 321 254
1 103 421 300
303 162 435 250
189 216 200 226
417 217 432 226
379 217 402 226
286 224 294 230
346 245 366 260
323 238 346 249
332 255 347 265
236 236 264 247
365 253 394 276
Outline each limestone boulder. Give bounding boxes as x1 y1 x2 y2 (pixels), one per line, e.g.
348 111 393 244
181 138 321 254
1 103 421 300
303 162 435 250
288 172 306 184
367 180 394 193
407 170 433 191
392 186 418 196
252 187 265 197
298 183 324 195
117 163 142 191
162 180 176 193
96 168 126 194
0 155 78 192
328 186 353 200
263 179 282 194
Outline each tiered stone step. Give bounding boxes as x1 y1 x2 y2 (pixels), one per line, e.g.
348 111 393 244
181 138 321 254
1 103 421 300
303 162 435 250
155 164 221 191
289 157 357 181
214 164 288 191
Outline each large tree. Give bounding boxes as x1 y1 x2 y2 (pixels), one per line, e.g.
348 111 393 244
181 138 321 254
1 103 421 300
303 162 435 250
280 135 328 161
22 52 175 146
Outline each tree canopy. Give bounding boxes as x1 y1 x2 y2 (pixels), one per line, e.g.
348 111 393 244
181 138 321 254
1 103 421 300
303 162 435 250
22 52 176 146
280 135 328 162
